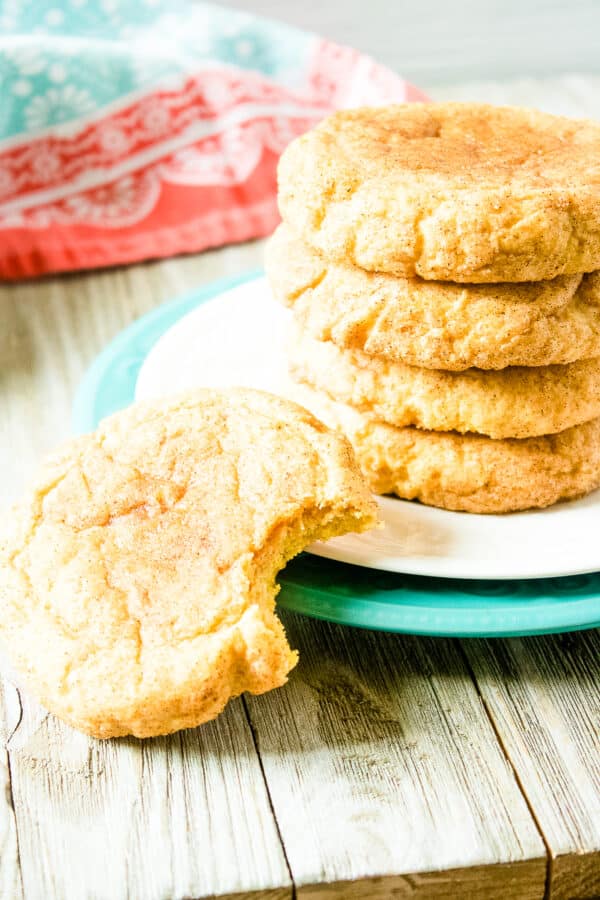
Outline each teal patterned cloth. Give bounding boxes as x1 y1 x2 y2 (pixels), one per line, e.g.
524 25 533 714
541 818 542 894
0 0 310 140
0 0 416 278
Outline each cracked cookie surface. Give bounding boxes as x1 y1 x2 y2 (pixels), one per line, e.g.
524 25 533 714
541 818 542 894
278 103 600 283
0 388 377 738
267 225 600 371
289 384 600 514
289 327 600 440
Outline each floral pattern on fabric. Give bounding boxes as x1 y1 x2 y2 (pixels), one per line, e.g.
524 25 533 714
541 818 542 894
0 0 424 278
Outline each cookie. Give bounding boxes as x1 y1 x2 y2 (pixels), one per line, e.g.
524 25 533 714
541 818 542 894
266 224 600 370
278 103 600 283
289 385 600 514
0 389 377 738
289 328 600 439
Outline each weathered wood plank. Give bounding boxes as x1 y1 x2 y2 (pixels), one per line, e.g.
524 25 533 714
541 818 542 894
245 614 547 898
6 694 291 900
0 682 23 900
297 860 544 899
462 631 600 900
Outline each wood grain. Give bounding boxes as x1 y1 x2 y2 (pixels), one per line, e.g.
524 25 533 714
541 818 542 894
462 632 600 900
245 615 547 898
0 683 23 900
6 694 291 900
297 860 545 899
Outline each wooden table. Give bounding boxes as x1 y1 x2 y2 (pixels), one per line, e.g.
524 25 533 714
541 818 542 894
1 76 599 900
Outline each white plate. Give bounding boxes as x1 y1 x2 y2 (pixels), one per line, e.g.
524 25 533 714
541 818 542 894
136 276 600 580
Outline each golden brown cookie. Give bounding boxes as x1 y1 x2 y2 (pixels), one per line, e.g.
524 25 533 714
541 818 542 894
266 224 600 370
289 384 600 514
278 103 600 283
0 389 377 738
289 328 600 439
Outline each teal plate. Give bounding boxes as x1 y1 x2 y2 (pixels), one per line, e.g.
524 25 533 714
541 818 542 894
73 272 600 637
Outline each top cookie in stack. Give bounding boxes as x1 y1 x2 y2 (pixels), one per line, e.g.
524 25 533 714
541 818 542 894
277 103 600 282
267 103 600 513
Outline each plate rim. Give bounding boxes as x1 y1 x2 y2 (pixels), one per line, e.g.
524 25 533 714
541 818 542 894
280 571 600 637
72 269 600 637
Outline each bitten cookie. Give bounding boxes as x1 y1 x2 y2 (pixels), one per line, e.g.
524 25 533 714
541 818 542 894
278 103 600 283
289 328 600 439
0 389 377 738
290 385 600 514
266 224 600 371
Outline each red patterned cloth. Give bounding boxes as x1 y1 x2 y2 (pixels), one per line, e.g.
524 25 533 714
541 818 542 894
0 38 424 279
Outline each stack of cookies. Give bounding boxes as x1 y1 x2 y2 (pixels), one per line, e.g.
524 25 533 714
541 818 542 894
266 103 600 513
